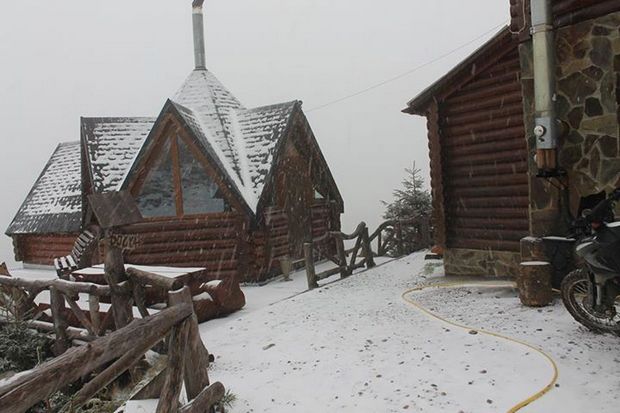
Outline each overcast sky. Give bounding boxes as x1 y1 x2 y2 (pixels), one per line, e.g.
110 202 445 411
0 0 508 267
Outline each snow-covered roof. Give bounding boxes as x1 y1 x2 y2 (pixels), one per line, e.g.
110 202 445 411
6 142 82 234
82 117 156 193
8 68 303 235
168 68 298 211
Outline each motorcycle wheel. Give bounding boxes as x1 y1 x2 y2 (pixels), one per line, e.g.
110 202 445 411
561 269 620 336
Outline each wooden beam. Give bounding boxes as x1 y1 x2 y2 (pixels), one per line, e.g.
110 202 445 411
171 135 185 216
179 382 225 413
0 304 193 413
126 267 183 291
168 287 211 401
156 318 191 413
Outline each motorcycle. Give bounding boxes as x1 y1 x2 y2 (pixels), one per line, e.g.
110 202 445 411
561 187 620 335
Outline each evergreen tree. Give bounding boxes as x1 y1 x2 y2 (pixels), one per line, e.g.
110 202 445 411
381 165 432 256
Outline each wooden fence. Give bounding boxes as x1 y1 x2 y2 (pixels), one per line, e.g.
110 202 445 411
0 286 224 413
304 216 430 289
0 266 189 355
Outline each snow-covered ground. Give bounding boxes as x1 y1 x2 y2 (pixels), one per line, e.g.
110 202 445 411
200 252 619 413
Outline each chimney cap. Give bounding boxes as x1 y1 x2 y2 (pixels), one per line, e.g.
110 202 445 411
192 0 205 8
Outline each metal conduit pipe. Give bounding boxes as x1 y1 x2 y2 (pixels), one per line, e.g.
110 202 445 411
193 0 207 70
530 0 560 174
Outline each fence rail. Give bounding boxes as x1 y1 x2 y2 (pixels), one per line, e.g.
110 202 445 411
304 216 430 289
0 286 223 413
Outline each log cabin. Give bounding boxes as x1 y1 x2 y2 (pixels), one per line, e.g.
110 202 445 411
6 1 343 283
403 0 620 279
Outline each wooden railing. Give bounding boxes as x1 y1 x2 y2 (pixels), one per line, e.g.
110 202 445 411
0 266 190 355
304 216 430 289
0 287 225 413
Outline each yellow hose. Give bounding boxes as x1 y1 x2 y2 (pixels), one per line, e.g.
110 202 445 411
401 281 559 413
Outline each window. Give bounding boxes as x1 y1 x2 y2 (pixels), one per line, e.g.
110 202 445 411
136 140 176 217
135 136 227 217
178 138 225 214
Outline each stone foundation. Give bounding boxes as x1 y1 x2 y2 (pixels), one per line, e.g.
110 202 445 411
444 248 521 278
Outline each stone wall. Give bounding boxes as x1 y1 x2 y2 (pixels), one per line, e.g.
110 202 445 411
519 12 620 236
444 248 521 278
555 13 620 212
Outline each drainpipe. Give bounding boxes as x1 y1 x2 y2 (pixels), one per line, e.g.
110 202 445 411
192 0 206 70
531 0 559 175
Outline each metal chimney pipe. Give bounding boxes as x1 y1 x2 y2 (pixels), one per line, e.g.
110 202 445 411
531 0 558 171
193 0 206 69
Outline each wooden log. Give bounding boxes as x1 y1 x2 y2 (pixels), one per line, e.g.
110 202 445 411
362 227 376 268
126 267 183 291
304 243 318 290
168 287 211 401
517 262 553 307
132 283 150 319
50 287 69 356
104 242 133 331
64 296 96 336
88 295 101 335
63 318 169 412
179 382 225 413
0 304 193 413
0 276 114 297
156 318 191 413
316 267 343 281
336 238 349 278
24 320 96 343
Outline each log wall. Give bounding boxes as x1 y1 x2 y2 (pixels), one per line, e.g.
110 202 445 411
510 0 620 35
14 204 339 283
120 213 244 281
438 39 529 252
12 234 78 265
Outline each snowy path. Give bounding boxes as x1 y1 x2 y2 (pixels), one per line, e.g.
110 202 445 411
201 252 619 413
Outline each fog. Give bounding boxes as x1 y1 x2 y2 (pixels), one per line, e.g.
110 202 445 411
0 0 508 266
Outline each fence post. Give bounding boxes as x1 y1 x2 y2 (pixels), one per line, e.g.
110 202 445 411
362 227 376 269
304 242 318 289
336 237 350 278
49 287 69 355
396 221 405 257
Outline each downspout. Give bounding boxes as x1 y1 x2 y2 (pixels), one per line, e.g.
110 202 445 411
530 0 560 176
192 0 206 69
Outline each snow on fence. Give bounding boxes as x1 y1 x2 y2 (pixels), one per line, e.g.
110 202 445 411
0 287 224 413
304 216 431 289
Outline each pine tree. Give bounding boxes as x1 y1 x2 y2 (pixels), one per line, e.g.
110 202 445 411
381 165 432 256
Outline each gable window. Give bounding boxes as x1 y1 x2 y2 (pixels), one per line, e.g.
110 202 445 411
178 139 225 214
135 135 227 218
136 140 176 217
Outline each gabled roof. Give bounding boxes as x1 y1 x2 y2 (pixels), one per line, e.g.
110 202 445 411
6 142 82 234
126 67 301 213
403 26 512 115
82 117 156 193
9 66 331 235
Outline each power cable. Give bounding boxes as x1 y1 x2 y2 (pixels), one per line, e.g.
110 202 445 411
307 21 507 113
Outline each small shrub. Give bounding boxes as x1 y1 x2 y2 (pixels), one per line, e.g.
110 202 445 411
0 322 53 374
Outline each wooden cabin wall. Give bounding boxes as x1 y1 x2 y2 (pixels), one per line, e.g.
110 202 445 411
119 213 246 282
13 234 78 266
249 200 338 283
436 36 528 277
510 0 620 35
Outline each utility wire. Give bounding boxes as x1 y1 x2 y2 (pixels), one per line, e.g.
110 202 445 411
307 21 507 113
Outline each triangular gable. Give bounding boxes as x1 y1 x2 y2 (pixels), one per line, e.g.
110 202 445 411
121 100 251 217
256 105 344 213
